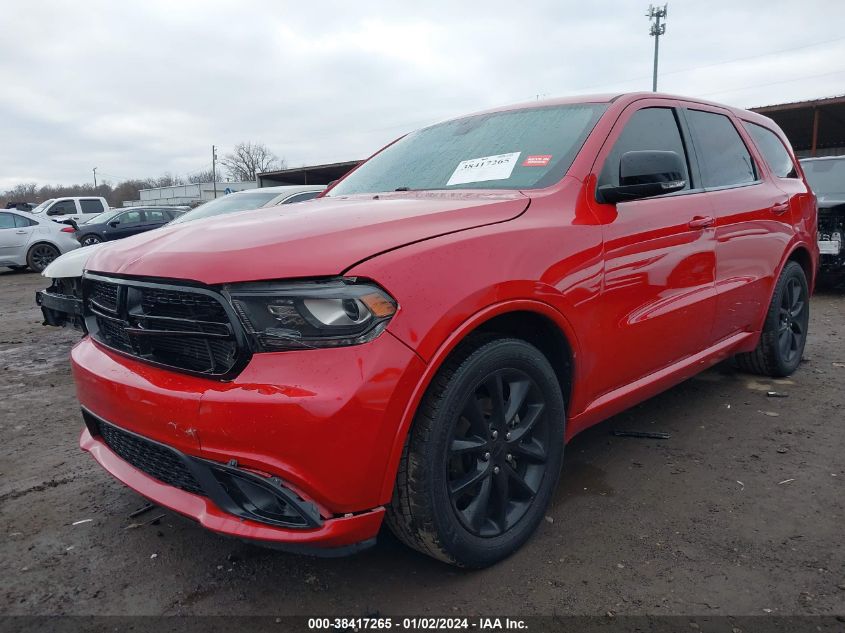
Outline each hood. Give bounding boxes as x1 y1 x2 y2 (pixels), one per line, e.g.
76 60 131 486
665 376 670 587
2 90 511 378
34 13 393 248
85 191 530 284
42 243 105 279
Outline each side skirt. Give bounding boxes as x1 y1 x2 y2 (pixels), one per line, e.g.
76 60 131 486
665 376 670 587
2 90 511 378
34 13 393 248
566 331 754 441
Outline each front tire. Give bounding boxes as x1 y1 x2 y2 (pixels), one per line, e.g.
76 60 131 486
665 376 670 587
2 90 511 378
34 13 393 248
735 261 809 377
26 243 60 273
80 234 102 246
387 337 565 568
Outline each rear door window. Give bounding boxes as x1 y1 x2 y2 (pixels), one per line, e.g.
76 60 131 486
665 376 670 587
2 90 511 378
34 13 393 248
599 107 690 189
80 199 106 214
14 214 36 228
742 121 797 178
686 110 756 188
144 210 169 223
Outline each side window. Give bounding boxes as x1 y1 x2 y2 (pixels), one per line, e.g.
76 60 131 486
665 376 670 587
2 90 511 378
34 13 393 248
49 200 77 215
0 213 15 229
686 110 756 188
599 107 690 189
145 210 169 223
117 210 142 225
281 191 321 204
742 121 797 179
14 214 35 228
80 199 105 214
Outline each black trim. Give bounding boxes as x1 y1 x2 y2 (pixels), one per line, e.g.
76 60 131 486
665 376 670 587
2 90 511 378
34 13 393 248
83 408 321 530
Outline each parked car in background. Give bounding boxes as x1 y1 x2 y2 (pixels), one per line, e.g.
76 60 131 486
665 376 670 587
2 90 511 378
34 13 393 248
68 93 817 567
37 185 325 328
800 155 845 275
166 185 325 226
0 208 80 272
29 196 109 223
75 206 187 246
5 201 37 212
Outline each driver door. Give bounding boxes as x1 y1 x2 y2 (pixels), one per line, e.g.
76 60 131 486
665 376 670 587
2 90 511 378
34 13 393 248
104 210 145 240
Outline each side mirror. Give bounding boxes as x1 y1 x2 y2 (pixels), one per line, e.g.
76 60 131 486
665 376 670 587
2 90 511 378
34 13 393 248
108 220 119 228
598 150 687 204
46 207 62 216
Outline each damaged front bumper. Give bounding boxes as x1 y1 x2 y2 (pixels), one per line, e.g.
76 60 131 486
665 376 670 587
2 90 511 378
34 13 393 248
36 277 85 331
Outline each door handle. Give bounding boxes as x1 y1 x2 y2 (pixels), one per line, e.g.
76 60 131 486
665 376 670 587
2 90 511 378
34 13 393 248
15 230 27 234
688 216 715 229
772 201 790 215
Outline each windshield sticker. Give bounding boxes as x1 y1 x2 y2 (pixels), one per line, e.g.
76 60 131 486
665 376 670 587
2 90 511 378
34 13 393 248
523 154 552 167
446 152 521 186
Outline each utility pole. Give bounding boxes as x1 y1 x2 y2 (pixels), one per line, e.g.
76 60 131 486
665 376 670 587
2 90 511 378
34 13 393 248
212 145 218 198
647 4 668 92
93 167 98 188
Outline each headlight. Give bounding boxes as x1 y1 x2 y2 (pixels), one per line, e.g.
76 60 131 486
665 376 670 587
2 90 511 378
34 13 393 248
227 279 397 351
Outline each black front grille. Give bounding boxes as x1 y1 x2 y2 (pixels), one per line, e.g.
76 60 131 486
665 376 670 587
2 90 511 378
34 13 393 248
83 275 244 378
90 279 119 311
89 414 204 496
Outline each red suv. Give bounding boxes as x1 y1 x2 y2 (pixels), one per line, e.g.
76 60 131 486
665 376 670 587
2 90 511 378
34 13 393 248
72 93 818 567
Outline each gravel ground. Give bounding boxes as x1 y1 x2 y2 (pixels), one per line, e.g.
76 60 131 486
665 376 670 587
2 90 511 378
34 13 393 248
1 268 844 618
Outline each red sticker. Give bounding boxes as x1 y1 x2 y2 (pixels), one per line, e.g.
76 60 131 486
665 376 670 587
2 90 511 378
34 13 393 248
522 154 552 167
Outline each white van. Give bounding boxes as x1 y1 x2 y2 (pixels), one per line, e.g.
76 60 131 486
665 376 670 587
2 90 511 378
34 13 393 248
29 197 109 223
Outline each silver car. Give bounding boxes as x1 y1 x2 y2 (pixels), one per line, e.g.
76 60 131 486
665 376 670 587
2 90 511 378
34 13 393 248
0 209 80 272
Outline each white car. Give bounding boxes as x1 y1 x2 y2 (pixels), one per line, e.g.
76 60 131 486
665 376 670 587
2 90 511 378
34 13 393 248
0 208 81 272
36 185 325 328
28 196 110 223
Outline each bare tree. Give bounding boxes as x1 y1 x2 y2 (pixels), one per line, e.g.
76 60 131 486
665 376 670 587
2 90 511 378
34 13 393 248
145 172 184 188
187 168 222 184
220 142 285 182
4 182 38 200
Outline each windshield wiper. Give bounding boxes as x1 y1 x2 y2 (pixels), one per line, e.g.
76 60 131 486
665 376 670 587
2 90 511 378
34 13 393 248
394 186 412 191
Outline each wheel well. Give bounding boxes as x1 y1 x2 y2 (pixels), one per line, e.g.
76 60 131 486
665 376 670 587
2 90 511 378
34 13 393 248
27 240 59 255
787 246 813 286
470 311 574 407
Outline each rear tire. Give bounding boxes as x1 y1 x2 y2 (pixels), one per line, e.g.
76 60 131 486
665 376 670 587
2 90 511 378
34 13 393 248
735 261 809 377
386 337 565 568
26 243 60 273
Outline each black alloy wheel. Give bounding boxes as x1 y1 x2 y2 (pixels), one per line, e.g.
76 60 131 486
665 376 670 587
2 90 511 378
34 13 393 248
26 243 60 273
448 369 550 537
777 275 806 365
387 337 565 568
735 260 810 377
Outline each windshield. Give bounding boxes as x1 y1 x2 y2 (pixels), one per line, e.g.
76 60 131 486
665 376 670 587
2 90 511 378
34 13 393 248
168 192 279 225
83 209 120 224
801 158 845 198
30 199 54 214
328 104 607 196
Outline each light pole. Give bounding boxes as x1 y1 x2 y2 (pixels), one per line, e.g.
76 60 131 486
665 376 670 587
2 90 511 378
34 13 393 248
647 4 668 92
212 145 218 199
93 167 98 188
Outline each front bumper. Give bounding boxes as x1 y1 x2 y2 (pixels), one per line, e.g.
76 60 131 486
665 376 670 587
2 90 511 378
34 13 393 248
80 418 382 555
36 284 85 330
72 330 425 551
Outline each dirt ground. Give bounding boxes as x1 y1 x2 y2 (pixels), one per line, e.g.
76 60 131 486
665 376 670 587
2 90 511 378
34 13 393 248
1 268 844 618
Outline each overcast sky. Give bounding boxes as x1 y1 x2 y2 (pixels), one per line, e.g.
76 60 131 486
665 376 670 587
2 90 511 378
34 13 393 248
1 0 843 190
